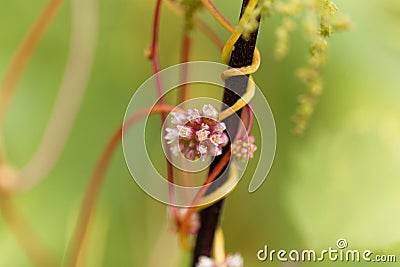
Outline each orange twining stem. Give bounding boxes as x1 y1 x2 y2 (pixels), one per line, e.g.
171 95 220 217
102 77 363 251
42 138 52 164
179 150 231 249
67 104 181 267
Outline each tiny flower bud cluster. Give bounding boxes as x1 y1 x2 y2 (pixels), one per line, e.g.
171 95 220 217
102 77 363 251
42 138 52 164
165 104 229 161
232 136 257 161
197 254 244 267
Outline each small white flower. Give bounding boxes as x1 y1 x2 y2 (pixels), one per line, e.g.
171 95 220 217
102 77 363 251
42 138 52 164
210 134 227 146
208 144 222 156
225 253 243 267
170 143 180 156
164 128 179 144
198 144 208 155
195 253 243 267
188 108 201 121
232 136 257 161
202 104 219 119
177 125 194 139
196 129 210 142
201 123 210 130
197 256 217 267
171 112 187 124
213 122 226 132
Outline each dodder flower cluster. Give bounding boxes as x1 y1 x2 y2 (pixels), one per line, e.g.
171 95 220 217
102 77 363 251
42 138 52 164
232 136 257 161
165 104 229 161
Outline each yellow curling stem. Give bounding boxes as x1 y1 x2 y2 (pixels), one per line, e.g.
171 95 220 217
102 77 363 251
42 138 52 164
219 50 259 121
222 48 260 76
221 0 258 64
218 76 255 121
221 31 241 64
217 0 260 121
179 0 261 249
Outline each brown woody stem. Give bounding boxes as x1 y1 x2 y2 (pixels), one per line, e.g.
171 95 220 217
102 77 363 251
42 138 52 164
191 0 261 266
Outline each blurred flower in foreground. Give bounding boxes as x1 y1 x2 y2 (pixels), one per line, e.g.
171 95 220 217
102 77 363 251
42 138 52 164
197 253 243 267
165 104 229 161
231 136 257 161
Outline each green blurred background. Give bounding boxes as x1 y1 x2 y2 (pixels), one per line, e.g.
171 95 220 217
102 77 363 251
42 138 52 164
1 0 399 266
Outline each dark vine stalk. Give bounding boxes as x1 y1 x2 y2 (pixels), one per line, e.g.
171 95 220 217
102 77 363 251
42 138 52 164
191 0 261 266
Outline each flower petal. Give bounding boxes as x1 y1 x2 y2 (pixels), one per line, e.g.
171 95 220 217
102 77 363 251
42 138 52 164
188 108 201 121
213 122 226 132
170 143 180 156
177 125 194 139
202 104 218 119
196 256 216 267
196 129 210 142
171 112 187 125
164 128 178 144
225 253 243 267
